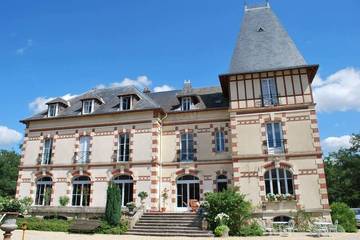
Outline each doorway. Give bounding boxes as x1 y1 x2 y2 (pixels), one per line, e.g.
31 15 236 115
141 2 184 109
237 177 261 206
176 175 200 211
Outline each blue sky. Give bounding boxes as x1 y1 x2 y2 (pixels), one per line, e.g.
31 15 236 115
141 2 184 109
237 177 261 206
0 0 359 154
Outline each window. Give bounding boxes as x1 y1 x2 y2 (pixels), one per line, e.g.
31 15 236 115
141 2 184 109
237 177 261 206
266 122 284 154
78 136 91 163
35 177 52 206
72 176 91 206
181 97 192 111
82 100 94 114
117 133 130 162
180 133 194 161
42 138 53 165
177 175 200 208
113 175 133 207
120 96 132 111
215 131 225 152
217 175 228 192
264 168 294 195
48 104 58 117
261 78 278 106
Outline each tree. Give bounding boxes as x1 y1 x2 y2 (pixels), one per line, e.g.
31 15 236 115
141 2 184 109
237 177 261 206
324 134 360 207
104 183 121 226
0 150 20 197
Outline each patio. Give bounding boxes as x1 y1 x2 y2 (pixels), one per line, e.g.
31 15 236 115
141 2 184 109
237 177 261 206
4 230 360 240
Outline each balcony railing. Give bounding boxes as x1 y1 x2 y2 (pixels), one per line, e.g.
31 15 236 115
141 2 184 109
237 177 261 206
261 94 279 107
263 139 286 154
75 151 90 164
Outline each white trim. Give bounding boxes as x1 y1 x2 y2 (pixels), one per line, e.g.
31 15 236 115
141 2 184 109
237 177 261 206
82 99 94 114
47 103 58 117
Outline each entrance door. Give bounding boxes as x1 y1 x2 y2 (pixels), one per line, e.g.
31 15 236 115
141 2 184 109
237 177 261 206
176 175 200 211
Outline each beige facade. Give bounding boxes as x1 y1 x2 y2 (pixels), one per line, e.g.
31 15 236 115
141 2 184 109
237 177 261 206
16 4 330 221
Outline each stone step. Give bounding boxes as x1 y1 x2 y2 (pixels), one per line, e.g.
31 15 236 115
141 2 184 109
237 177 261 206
124 231 213 237
129 228 207 233
140 216 198 220
133 225 201 230
143 213 197 217
137 220 199 224
135 222 198 227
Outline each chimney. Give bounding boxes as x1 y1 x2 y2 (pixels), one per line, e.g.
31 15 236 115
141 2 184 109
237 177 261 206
183 80 192 94
143 87 151 93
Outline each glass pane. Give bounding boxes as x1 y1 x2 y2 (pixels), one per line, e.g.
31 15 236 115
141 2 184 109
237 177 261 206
280 179 286 194
266 124 274 148
177 183 182 207
274 123 282 147
265 180 271 194
217 182 227 192
272 180 279 194
287 179 294 194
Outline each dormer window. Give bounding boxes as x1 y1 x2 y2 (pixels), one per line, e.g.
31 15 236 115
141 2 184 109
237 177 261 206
120 96 132 111
82 99 94 114
181 97 192 111
48 104 58 117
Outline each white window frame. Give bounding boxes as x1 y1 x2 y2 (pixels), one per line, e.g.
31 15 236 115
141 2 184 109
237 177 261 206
35 177 52 206
78 136 91 163
181 97 192 111
113 175 133 207
264 168 293 195
117 133 130 162
180 133 194 162
72 177 91 207
47 104 58 117
261 78 278 106
215 130 225 152
82 99 94 114
266 122 284 154
42 138 53 165
119 96 132 111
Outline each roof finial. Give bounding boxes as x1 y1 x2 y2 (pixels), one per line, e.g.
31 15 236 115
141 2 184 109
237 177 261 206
266 0 270 8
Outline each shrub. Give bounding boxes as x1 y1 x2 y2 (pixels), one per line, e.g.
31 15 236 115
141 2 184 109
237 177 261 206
330 202 357 232
237 221 264 236
214 225 229 237
59 196 70 207
138 191 148 201
17 217 72 232
96 221 128 234
202 187 252 235
292 208 312 232
105 183 121 226
0 196 22 213
337 225 345 232
126 202 136 212
19 197 33 214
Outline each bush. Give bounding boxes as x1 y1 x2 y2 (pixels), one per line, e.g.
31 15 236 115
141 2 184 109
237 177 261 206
138 191 148 201
330 202 357 232
96 221 128 234
214 225 229 237
59 196 70 207
237 221 264 236
0 196 22 213
17 217 72 232
202 187 252 235
292 208 312 232
105 183 121 226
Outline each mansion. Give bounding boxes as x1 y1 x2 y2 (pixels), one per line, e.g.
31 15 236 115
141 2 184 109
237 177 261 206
17 3 330 220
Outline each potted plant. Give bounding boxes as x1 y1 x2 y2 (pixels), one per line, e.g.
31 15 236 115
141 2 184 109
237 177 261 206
138 191 148 207
161 188 169 212
214 213 230 237
126 202 136 212
59 196 70 207
0 197 28 239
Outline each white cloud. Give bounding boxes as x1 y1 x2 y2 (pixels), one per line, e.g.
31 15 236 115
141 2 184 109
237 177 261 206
29 94 77 114
313 67 360 112
96 75 175 92
0 126 22 146
321 135 352 153
153 85 175 92
16 39 33 55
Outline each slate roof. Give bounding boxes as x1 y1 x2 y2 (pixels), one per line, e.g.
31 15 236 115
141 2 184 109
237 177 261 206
22 86 228 122
229 3 307 74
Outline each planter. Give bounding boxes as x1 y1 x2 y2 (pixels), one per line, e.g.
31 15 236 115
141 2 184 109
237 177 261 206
161 207 166 212
221 228 229 238
0 212 19 240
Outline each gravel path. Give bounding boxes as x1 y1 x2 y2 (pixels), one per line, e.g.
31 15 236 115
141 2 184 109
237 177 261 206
5 230 360 240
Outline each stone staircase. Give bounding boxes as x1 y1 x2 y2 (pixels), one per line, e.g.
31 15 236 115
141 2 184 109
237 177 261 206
125 212 214 237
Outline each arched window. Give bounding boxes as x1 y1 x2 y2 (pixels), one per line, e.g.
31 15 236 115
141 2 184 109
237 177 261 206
264 168 293 195
177 175 199 208
72 176 91 206
35 177 52 206
113 175 133 207
217 175 228 192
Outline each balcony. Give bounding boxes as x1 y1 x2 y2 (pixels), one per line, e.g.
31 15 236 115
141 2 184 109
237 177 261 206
75 151 90 164
261 94 279 107
263 139 286 154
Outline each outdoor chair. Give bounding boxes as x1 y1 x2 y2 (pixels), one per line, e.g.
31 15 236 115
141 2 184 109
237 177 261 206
189 199 200 212
285 219 296 232
328 220 338 232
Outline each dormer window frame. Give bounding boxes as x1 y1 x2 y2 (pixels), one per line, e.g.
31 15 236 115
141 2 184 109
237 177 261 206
82 99 95 115
47 103 59 117
119 95 132 111
181 96 193 111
